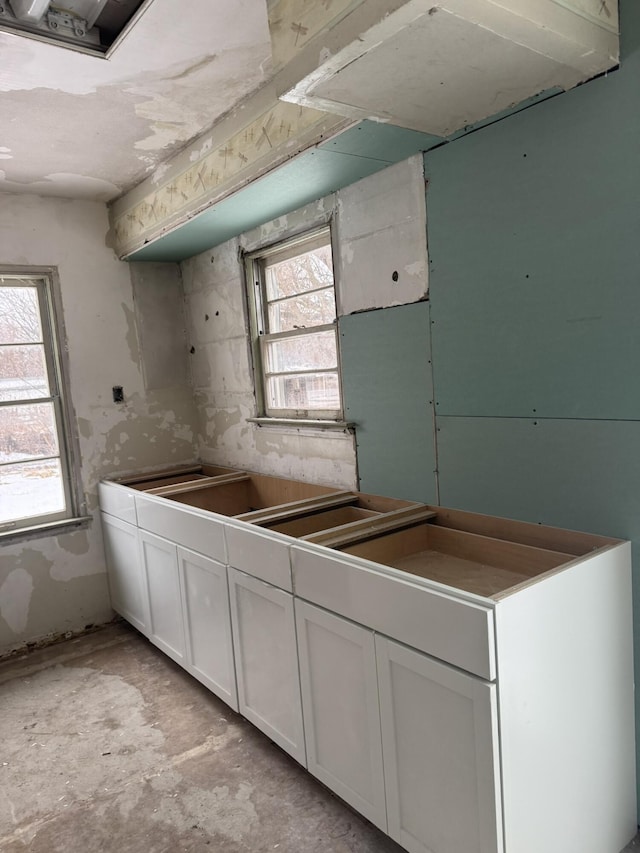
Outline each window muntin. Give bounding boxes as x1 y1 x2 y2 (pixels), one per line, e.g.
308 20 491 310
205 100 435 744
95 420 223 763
0 272 78 533
249 228 342 420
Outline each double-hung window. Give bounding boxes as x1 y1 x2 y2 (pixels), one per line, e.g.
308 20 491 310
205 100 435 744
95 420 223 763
247 227 343 421
0 269 80 535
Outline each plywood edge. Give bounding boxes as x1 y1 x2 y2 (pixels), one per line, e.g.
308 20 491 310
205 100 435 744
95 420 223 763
147 472 250 496
427 525 574 576
433 506 619 555
116 464 204 485
236 491 358 524
305 505 437 548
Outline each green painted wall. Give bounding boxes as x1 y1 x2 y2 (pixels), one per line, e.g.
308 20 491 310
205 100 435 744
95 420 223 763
422 0 640 813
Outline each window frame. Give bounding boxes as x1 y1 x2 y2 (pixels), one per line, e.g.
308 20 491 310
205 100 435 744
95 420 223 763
0 266 85 537
245 226 345 423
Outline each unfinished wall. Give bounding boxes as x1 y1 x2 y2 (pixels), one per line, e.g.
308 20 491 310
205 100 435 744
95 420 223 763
181 155 428 490
0 195 198 655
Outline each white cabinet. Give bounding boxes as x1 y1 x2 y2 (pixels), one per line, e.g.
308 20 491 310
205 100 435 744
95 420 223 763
375 635 502 853
101 513 148 634
295 600 386 830
177 546 237 711
228 567 305 764
139 530 186 666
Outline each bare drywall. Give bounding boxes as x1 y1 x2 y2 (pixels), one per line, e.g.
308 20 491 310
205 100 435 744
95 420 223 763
181 157 429 489
0 194 199 654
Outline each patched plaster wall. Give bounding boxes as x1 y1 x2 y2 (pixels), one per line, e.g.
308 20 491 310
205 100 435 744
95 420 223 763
181 154 427 489
0 195 199 654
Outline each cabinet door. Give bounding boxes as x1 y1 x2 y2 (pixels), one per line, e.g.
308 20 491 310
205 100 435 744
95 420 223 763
177 546 238 711
228 567 305 764
295 600 386 830
376 636 503 853
139 530 186 666
101 513 148 634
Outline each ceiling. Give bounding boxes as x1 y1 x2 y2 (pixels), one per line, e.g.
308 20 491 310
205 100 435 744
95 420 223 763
0 0 272 200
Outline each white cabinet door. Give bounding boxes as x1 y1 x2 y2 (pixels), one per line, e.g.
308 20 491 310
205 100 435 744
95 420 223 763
295 600 386 830
228 567 305 764
101 512 148 634
376 636 503 853
139 530 186 666
177 546 238 711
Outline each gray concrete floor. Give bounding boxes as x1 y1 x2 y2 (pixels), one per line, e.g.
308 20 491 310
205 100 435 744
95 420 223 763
0 623 638 853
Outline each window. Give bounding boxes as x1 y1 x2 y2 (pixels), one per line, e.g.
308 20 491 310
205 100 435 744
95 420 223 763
0 270 81 535
246 227 343 421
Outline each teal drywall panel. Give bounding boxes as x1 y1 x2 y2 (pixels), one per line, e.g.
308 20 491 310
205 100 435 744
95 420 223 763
339 303 436 504
319 121 442 160
425 0 640 421
129 122 441 263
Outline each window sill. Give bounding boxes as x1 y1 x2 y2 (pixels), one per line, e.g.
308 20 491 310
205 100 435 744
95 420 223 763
248 417 354 433
0 515 92 546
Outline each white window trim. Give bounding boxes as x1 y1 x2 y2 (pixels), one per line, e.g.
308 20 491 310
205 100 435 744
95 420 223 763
0 266 87 540
244 225 346 424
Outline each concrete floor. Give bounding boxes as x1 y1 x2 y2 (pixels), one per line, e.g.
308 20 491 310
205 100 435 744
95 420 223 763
0 623 638 853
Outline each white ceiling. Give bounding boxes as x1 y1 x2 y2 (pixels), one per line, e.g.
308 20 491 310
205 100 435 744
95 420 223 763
0 0 272 201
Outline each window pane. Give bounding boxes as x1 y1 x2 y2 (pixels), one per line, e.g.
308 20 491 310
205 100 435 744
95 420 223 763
0 285 43 344
264 330 337 373
0 458 65 524
265 243 334 301
0 344 50 401
266 372 340 412
268 288 336 333
0 402 59 463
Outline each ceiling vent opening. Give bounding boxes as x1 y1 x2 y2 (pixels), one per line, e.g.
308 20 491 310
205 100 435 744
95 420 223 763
0 0 154 56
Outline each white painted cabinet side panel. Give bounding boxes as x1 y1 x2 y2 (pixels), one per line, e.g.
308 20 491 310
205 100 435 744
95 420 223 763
376 636 502 853
139 531 186 666
177 546 238 711
295 600 387 830
228 568 305 764
135 493 226 563
225 523 293 590
495 543 636 853
101 513 148 634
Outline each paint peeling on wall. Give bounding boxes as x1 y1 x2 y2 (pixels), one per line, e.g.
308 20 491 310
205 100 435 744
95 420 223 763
0 568 34 634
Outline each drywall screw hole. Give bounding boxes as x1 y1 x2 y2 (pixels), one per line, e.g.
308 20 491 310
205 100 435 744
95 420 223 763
392 271 399 282
205 314 209 321
215 310 219 316
190 346 195 354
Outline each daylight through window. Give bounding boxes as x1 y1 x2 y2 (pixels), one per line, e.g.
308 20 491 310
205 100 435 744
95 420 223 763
0 272 77 533
248 228 342 420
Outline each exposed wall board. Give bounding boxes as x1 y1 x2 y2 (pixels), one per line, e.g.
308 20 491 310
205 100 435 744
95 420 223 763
425 13 640 421
128 123 439 263
129 263 190 392
339 303 436 503
0 194 199 655
436 416 640 540
336 155 428 315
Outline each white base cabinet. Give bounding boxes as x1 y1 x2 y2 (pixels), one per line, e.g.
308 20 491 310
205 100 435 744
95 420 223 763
375 635 502 853
295 600 387 831
101 513 148 634
229 567 305 764
178 546 238 710
100 471 636 853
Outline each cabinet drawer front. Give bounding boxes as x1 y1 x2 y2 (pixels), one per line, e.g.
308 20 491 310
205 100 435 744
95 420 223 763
99 482 137 525
376 636 503 853
225 523 292 591
135 493 226 563
292 545 495 680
